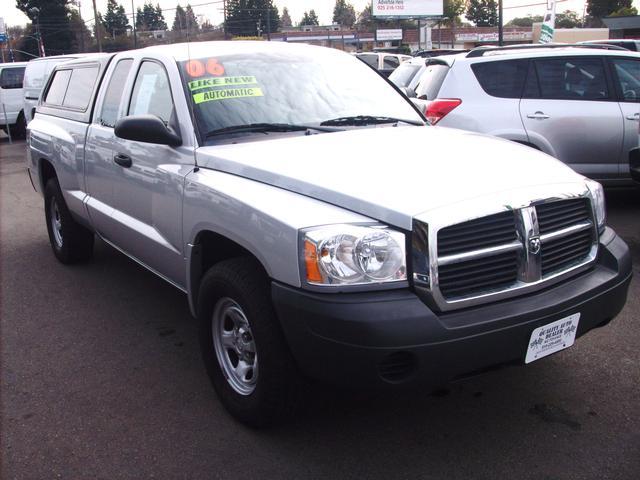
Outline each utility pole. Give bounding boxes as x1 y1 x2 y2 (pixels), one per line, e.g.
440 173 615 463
498 0 504 46
92 0 102 52
266 8 271 41
132 0 137 48
78 1 85 52
223 0 228 40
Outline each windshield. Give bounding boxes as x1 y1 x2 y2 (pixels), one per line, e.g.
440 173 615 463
389 63 422 88
179 49 423 141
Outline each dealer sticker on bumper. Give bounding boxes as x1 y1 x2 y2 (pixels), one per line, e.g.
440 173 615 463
525 313 580 364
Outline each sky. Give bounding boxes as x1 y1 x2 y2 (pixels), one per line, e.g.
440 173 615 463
1 0 639 29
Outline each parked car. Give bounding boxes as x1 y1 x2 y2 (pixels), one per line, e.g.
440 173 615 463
0 61 27 138
355 52 411 77
27 42 631 427
389 56 427 93
579 39 640 52
23 54 91 124
631 147 640 183
404 45 640 186
413 49 468 58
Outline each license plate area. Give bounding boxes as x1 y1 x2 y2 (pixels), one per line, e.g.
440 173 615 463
525 313 580 364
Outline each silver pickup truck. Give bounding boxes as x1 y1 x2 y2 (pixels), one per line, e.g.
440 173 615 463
27 41 632 427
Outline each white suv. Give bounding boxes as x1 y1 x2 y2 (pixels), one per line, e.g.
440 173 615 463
405 45 640 186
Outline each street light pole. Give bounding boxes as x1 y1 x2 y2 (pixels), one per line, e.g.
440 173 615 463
29 7 44 57
92 0 102 52
132 0 137 48
498 0 504 46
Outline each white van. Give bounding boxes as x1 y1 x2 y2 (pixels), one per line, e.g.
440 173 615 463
23 55 89 123
0 62 27 138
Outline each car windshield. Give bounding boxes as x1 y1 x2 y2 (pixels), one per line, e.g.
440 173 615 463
179 49 423 141
389 63 422 88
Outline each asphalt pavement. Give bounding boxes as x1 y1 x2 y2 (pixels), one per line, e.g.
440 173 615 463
1 137 639 479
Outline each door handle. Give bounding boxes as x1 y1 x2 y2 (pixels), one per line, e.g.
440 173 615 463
113 153 132 168
527 112 550 120
626 113 639 121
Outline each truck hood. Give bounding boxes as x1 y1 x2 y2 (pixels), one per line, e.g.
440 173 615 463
196 126 586 230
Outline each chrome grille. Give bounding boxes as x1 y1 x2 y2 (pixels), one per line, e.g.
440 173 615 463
538 198 594 276
437 211 517 256
438 250 519 298
429 196 597 307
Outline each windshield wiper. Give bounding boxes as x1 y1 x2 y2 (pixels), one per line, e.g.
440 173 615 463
320 115 424 127
204 123 340 138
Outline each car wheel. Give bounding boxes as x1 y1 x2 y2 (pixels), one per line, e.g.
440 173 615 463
198 257 302 427
9 112 26 139
44 178 94 264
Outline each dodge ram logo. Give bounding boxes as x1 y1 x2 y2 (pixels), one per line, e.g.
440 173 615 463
528 237 541 254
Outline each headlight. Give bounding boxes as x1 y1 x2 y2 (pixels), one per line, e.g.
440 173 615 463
302 225 407 287
586 180 606 233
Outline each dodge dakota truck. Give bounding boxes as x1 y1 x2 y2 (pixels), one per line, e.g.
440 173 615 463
27 42 632 427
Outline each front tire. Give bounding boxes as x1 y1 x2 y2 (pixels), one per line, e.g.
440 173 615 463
198 257 301 427
9 112 26 139
44 178 94 264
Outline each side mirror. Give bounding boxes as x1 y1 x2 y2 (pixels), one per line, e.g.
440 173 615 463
114 114 182 147
400 87 417 98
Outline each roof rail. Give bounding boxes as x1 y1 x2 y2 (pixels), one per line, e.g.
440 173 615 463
466 43 628 58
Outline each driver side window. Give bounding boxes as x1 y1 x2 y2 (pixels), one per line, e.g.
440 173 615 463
128 61 174 123
612 58 640 103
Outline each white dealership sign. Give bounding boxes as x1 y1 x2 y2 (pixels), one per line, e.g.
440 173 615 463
373 0 443 17
376 29 403 41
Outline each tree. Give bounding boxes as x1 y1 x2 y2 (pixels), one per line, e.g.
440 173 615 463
102 0 130 38
226 0 280 37
610 6 638 16
555 10 582 28
505 15 544 27
136 2 167 31
300 9 320 26
465 0 498 27
185 5 199 32
333 0 356 27
355 4 373 30
444 0 466 26
281 7 292 27
16 0 74 55
587 0 633 19
172 4 186 31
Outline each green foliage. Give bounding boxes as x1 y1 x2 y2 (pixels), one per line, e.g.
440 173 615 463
356 4 373 29
587 0 633 19
444 0 466 26
135 2 167 31
103 0 130 37
555 10 583 28
609 6 638 16
15 0 74 55
281 7 292 27
301 9 320 26
465 0 498 27
505 15 544 27
173 4 199 33
226 0 280 36
333 0 356 28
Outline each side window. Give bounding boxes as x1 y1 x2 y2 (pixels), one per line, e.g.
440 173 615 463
611 58 640 103
383 56 400 69
128 61 174 123
99 59 133 127
534 58 609 101
471 60 528 98
358 54 379 69
44 69 72 105
0 67 26 89
62 66 99 110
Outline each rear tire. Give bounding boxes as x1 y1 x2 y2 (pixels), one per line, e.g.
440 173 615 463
9 112 26 139
44 178 94 264
198 257 302 427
